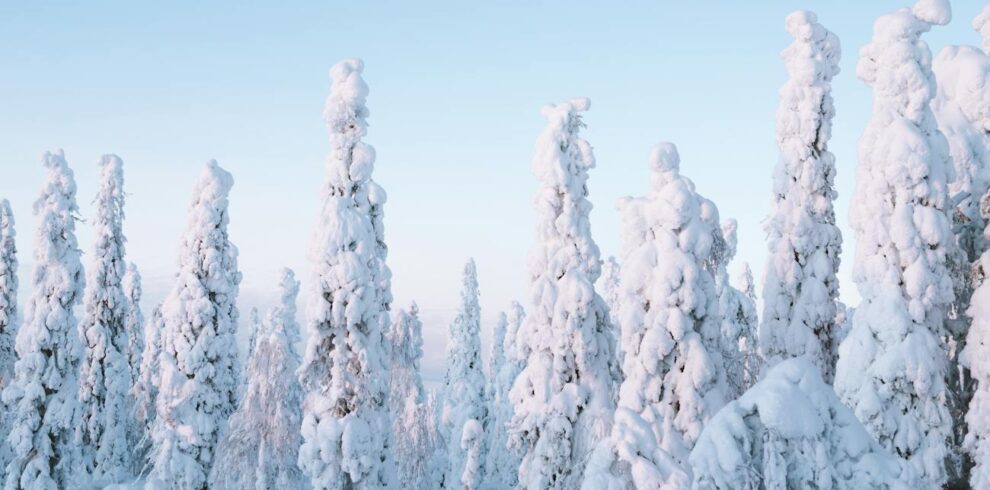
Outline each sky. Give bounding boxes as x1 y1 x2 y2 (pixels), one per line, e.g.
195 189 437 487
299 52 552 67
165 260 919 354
0 1 985 383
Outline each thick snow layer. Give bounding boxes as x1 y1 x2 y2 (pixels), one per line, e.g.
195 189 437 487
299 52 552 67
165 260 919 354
509 98 620 490
77 154 133 484
835 2 956 486
441 259 487 489
760 10 843 383
149 160 242 489
298 58 394 490
965 232 990 488
690 358 919 489
2 150 85 489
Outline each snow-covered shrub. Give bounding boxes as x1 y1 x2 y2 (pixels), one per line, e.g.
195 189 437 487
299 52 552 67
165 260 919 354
760 10 843 383
149 160 242 489
690 358 919 489
483 303 525 489
834 1 956 486
2 150 85 488
77 154 133 484
442 259 487 489
508 98 620 489
298 58 394 490
209 268 307 489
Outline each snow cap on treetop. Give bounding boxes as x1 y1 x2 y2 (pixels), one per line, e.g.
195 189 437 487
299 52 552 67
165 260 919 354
199 159 234 197
912 0 951 26
540 96 590 118
326 58 370 136
649 142 679 174
784 10 819 39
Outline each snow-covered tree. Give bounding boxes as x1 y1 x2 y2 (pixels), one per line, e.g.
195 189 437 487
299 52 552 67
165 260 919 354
715 219 758 399
442 259 487 489
2 150 85 489
834 1 956 486
599 257 622 358
760 10 844 383
508 98 621 489
149 160 241 490
123 263 144 392
582 143 725 489
76 154 132 484
690 358 919 489
298 58 394 490
735 263 761 391
965 186 990 490
483 303 525 490
0 199 18 473
246 306 261 358
210 268 307 490
130 304 163 475
932 8 990 482
388 303 440 489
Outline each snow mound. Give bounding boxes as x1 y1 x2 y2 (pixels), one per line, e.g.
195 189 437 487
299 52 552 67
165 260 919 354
690 358 918 489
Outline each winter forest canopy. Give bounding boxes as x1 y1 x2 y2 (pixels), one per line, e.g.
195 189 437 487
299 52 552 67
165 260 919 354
3 0 990 489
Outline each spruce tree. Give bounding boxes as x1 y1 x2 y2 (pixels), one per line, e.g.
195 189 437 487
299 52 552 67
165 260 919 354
508 98 620 489
298 58 394 490
760 10 843 382
2 150 85 488
77 154 132 483
149 160 241 489
0 199 18 474
441 259 487 489
834 1 956 486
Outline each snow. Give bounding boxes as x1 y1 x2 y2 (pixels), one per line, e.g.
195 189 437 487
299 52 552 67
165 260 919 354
77 154 133 484
508 98 620 489
0 199 17 474
3 150 85 488
209 268 308 489
760 10 844 384
388 303 442 489
834 2 956 486
690 358 919 489
298 58 394 490
441 259 487 489
149 160 242 489
482 303 525 489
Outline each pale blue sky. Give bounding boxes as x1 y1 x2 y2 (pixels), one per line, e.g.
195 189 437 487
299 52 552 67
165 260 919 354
0 1 984 381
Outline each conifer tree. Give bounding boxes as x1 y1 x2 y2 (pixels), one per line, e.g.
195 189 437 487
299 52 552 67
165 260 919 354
442 259 487 489
298 58 394 490
149 160 241 489
508 98 620 489
77 154 132 483
834 1 956 486
760 10 843 382
2 150 85 489
0 199 17 474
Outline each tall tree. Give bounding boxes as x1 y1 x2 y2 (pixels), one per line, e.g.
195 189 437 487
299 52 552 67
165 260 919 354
149 160 241 489
77 154 132 483
388 303 441 489
760 10 843 382
834 1 956 486
210 268 307 489
298 58 394 490
2 150 85 489
933 5 990 482
482 303 525 490
0 199 18 473
508 98 621 489
583 143 723 488
715 219 758 398
965 189 990 489
441 259 487 489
